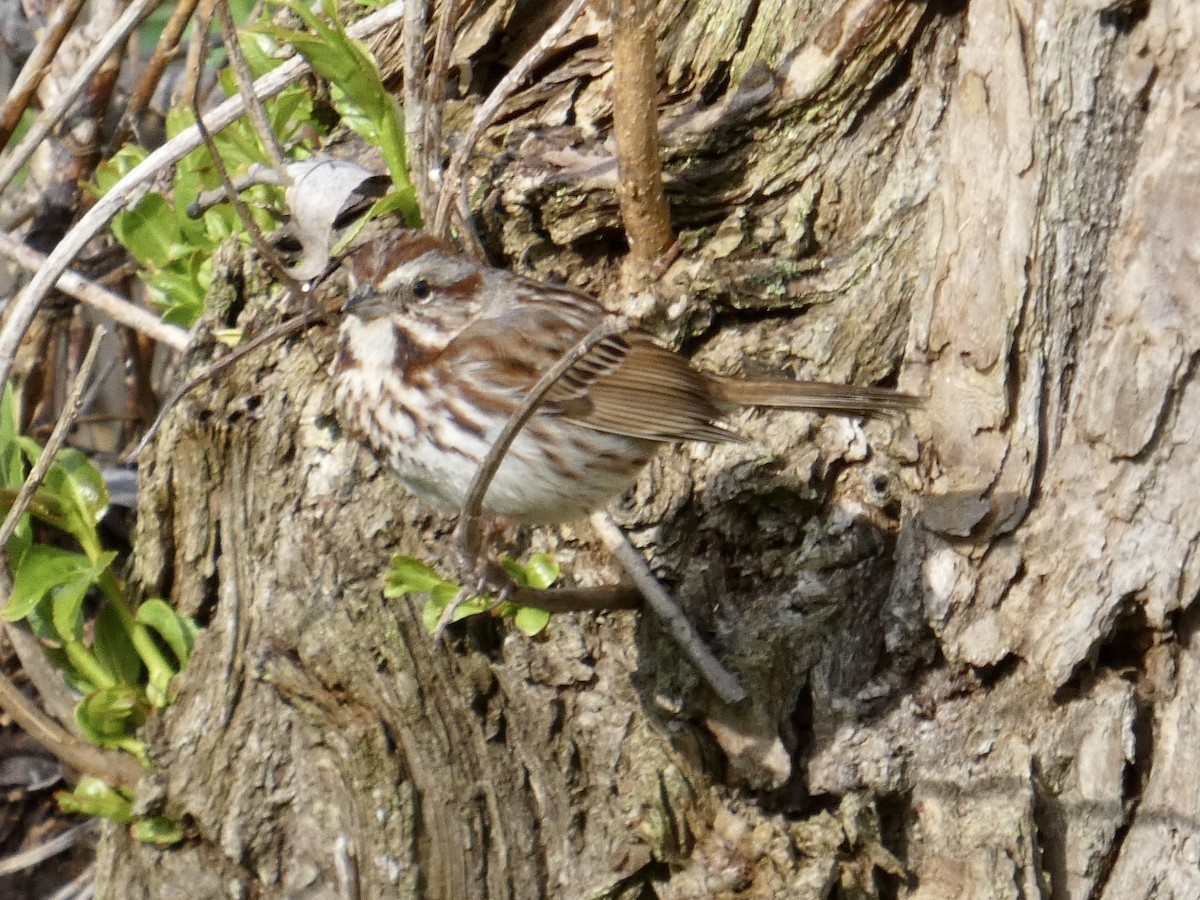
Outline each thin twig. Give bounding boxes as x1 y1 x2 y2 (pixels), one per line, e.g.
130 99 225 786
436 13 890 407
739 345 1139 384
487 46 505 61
216 0 287 171
0 232 189 351
180 0 219 113
455 314 630 562
189 24 301 293
45 861 97 900
3 622 79 728
127 308 327 460
0 201 36 231
437 312 632 641
0 0 409 399
0 0 162 195
0 643 143 786
0 0 90 151
110 0 204 151
432 0 587 239
0 820 99 876
422 0 459 214
590 511 748 706
187 164 285 217
611 0 673 273
403 0 432 220
0 328 107 550
510 584 642 612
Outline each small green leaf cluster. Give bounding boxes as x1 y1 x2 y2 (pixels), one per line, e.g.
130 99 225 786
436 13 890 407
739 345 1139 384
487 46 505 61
56 777 184 846
384 555 559 637
96 0 419 328
96 38 316 326
0 385 198 767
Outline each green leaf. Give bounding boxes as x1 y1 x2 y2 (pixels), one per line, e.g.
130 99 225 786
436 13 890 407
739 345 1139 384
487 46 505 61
384 556 447 598
429 582 464 608
94 145 150 195
136 599 199 669
512 605 551 637
56 777 134 823
5 546 102 623
262 0 419 225
452 597 489 622
165 103 196 141
420 597 442 633
5 515 31 569
270 85 315 142
420 593 488 633
75 685 147 746
523 554 560 590
32 447 111 557
331 192 408 254
237 27 285 79
50 448 110 516
0 382 24 488
94 604 145 687
500 554 560 589
49 552 117 643
111 193 184 265
145 246 215 328
131 816 185 846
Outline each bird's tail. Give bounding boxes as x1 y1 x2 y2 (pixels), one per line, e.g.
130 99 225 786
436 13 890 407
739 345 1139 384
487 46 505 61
707 374 919 418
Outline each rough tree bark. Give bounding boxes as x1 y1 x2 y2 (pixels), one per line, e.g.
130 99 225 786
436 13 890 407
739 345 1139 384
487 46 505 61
95 0 1200 897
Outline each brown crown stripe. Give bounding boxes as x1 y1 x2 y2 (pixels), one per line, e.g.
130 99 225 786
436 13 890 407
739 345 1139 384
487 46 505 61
352 233 456 283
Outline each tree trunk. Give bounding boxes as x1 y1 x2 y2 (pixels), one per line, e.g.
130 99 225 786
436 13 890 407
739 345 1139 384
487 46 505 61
96 0 1200 897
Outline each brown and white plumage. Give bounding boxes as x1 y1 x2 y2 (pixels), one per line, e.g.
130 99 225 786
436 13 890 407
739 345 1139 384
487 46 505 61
333 232 917 523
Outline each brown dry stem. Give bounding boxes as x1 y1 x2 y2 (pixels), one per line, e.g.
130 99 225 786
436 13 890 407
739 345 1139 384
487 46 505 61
0 0 90 151
611 0 673 276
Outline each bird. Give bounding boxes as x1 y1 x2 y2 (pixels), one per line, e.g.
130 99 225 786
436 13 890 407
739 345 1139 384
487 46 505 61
333 232 918 524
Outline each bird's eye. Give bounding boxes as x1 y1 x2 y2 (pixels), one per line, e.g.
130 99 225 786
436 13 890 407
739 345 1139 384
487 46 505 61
412 278 431 300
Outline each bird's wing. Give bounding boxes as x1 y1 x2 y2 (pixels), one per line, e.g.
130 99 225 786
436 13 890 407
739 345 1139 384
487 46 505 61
442 293 734 444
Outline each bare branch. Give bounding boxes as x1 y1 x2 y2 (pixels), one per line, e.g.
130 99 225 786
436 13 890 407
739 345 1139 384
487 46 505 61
187 164 286 218
432 0 587 241
0 0 162 195
403 0 433 220
0 231 189 350
0 820 98 876
4 617 79 729
590 512 748 706
0 0 90 151
216 0 287 171
0 327 107 549
510 584 642 612
611 0 673 274
180 0 219 113
110 0 204 151
127 308 326 460
0 636 144 786
189 24 300 294
422 0 459 215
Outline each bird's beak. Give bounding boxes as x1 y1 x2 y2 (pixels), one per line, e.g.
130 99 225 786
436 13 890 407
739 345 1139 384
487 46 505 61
342 285 389 319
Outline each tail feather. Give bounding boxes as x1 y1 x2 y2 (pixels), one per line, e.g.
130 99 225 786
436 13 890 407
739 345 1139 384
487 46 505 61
708 374 919 417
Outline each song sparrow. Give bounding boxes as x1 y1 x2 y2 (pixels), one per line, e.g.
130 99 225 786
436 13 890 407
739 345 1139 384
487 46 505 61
333 232 917 524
